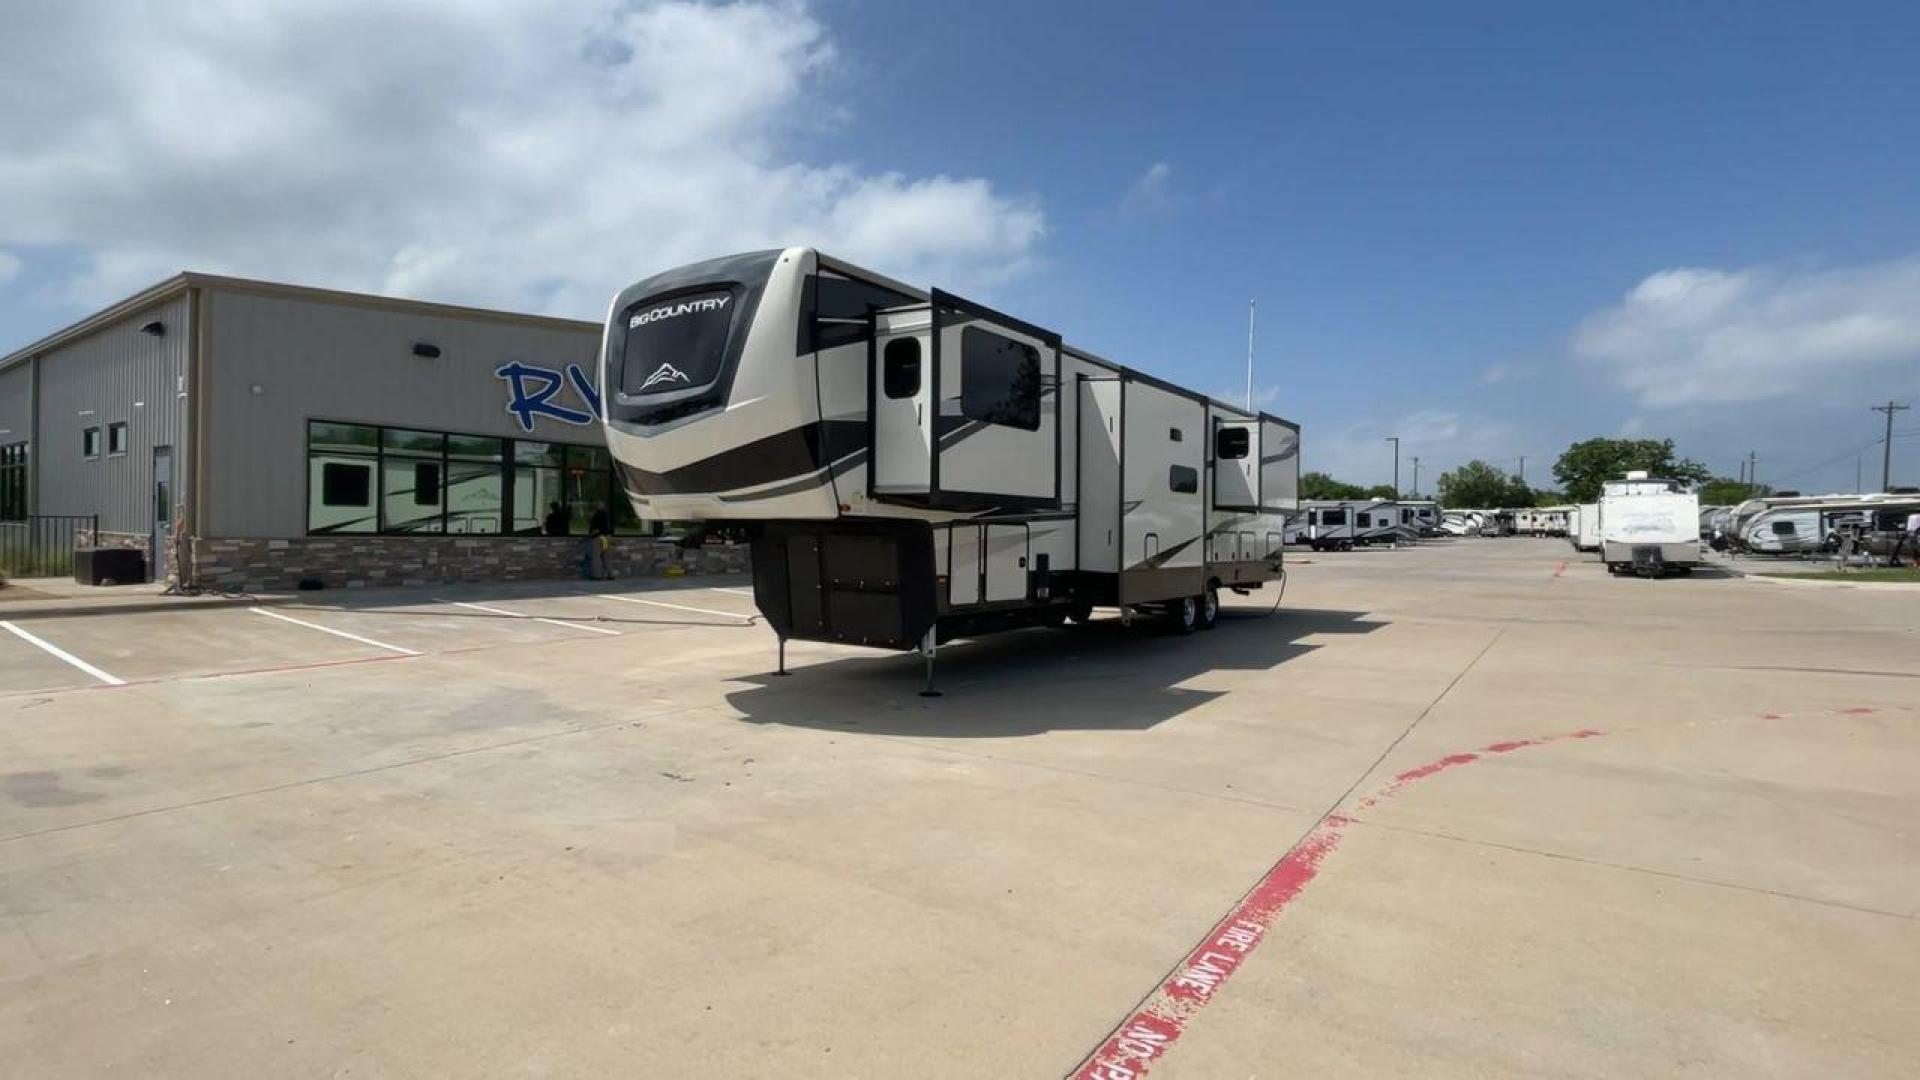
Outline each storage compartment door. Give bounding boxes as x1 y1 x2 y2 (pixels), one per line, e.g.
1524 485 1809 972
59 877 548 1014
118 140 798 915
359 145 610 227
1213 418 1258 510
931 291 1060 509
984 524 1029 602
870 307 932 496
1259 418 1301 511
947 524 982 606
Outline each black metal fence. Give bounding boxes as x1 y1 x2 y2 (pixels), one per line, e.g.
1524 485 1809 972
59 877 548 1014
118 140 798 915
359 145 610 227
0 515 98 579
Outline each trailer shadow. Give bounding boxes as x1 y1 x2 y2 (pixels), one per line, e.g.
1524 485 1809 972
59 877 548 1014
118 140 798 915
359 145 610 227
723 605 1382 738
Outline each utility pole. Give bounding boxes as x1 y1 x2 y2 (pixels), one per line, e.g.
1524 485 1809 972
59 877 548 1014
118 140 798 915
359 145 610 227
1411 456 1421 499
1385 436 1400 499
1738 457 1747 487
1872 401 1909 491
1857 454 1863 494
1245 300 1255 412
1517 456 1525 484
1747 451 1758 492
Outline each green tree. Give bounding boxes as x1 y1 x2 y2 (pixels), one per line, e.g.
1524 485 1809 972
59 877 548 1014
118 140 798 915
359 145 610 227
1696 478 1771 506
1552 438 1710 502
1438 460 1533 508
1364 484 1399 500
1300 471 1369 500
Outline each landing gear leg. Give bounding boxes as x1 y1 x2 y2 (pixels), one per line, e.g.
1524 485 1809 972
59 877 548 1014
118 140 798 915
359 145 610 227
773 636 789 677
918 628 942 698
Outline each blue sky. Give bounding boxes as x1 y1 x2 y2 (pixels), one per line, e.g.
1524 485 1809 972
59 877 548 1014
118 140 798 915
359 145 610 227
4 1 1917 492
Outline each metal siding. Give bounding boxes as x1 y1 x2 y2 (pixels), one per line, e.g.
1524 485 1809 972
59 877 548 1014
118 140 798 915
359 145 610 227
31 297 190 533
0 361 31 448
203 289 602 538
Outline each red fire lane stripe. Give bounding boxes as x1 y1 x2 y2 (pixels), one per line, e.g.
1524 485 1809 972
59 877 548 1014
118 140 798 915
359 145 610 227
1071 728 1604 1080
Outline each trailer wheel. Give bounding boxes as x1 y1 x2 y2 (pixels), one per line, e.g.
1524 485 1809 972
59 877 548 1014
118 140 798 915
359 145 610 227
1167 596 1199 635
1197 586 1220 631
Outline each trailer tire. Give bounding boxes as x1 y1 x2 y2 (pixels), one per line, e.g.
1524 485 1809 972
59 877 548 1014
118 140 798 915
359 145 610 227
1197 586 1220 631
1167 596 1199 635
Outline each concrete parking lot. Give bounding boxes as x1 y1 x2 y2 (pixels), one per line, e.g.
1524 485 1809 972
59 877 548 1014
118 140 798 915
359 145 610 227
2 541 1916 1078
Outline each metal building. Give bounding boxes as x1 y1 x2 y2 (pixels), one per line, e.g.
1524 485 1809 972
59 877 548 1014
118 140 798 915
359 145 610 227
0 272 715 590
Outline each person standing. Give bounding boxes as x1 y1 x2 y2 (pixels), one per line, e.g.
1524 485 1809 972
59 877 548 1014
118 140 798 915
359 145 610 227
543 501 568 537
1899 510 1920 568
584 506 613 580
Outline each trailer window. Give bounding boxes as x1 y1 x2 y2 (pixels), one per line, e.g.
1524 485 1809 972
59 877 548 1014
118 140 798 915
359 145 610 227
883 338 921 399
960 327 1040 430
1216 427 1250 459
1771 520 1796 536
1169 465 1198 494
1357 513 1371 527
1323 509 1347 525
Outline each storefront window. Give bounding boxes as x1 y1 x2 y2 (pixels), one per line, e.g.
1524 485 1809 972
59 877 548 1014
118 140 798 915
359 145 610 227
0 443 28 521
308 423 379 534
381 457 443 533
307 420 652 538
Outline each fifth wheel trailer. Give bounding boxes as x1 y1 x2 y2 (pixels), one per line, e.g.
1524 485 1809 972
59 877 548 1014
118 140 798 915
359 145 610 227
597 248 1301 684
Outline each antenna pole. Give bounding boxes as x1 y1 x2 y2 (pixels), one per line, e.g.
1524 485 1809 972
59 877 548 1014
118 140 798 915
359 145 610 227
1245 300 1256 411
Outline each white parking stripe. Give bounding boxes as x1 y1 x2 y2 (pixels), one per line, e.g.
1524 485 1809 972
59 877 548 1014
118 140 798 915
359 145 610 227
0 620 126 686
250 607 421 656
442 599 621 636
597 594 754 622
712 587 754 596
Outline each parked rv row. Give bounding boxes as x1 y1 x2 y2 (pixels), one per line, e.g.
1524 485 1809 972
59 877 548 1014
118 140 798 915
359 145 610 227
1289 499 1439 550
1434 506 1573 538
1707 492 1920 562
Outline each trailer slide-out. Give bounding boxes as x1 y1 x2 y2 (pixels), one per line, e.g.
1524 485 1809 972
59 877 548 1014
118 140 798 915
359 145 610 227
598 248 1301 687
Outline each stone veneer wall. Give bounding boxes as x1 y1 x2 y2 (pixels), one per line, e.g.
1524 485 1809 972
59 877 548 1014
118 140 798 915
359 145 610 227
187 536 749 592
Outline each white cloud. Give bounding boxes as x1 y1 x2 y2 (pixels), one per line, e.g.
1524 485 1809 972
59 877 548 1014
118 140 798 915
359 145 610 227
0 1 1044 316
1572 256 1920 409
1120 162 1174 218
1478 362 1513 385
0 250 20 286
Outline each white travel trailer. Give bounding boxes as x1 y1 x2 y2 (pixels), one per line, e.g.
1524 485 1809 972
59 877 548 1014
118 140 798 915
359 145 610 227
1598 472 1701 576
1297 500 1402 550
598 249 1301 684
1401 500 1441 536
1568 503 1600 552
1737 507 1824 555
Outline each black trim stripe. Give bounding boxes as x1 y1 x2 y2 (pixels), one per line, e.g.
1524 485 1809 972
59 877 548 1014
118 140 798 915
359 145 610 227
618 419 862 496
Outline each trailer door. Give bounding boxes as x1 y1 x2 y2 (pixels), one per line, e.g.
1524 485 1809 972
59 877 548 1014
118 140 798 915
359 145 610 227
1213 417 1259 510
931 291 1060 510
870 306 932 496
